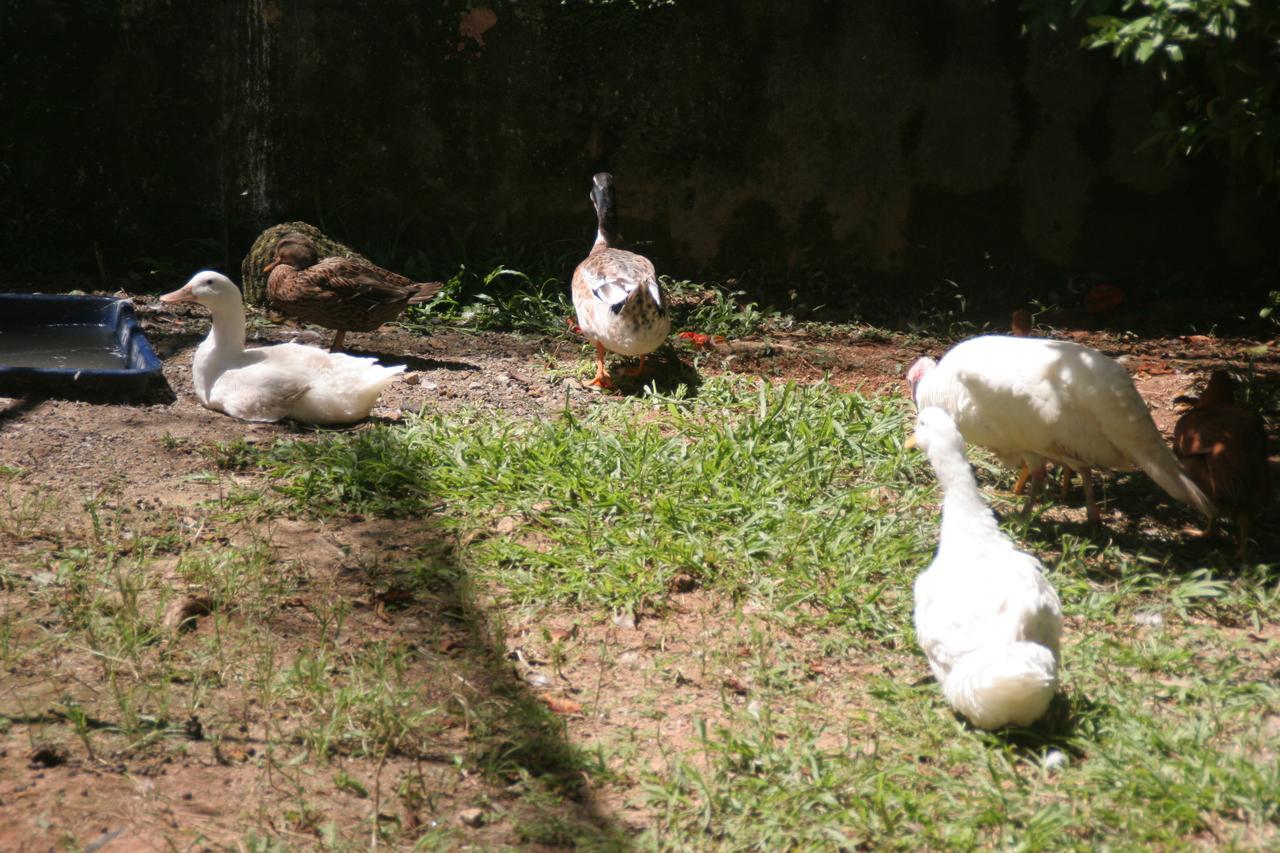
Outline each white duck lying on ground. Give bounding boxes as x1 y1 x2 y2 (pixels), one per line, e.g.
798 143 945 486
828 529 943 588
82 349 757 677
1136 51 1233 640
909 407 1064 730
160 271 405 425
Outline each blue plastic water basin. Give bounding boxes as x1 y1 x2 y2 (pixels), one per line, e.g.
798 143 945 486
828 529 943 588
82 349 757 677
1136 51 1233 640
0 294 164 399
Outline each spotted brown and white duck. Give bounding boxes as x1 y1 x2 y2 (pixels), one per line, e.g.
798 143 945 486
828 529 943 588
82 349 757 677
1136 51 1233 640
263 232 443 351
571 173 670 388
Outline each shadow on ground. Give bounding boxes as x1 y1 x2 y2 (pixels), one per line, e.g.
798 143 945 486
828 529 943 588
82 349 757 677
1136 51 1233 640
257 474 632 846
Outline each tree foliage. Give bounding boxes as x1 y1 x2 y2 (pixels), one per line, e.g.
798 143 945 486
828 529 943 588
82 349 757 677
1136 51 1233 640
1023 0 1280 186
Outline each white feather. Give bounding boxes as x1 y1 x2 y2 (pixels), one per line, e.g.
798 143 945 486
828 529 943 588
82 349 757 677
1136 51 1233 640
912 407 1063 729
164 272 405 425
584 268 633 309
910 335 1215 519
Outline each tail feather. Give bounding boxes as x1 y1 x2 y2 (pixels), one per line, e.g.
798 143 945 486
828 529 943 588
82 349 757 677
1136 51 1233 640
407 282 444 304
942 642 1057 729
358 364 407 396
336 365 405 423
1141 456 1217 520
1105 388 1218 519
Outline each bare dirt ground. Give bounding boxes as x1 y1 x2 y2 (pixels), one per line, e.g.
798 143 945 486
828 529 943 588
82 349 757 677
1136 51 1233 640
1 292 1278 849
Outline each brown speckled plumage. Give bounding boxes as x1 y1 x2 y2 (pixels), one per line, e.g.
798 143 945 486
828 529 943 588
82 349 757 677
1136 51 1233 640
241 221 371 307
570 173 670 387
265 232 442 351
1173 370 1272 555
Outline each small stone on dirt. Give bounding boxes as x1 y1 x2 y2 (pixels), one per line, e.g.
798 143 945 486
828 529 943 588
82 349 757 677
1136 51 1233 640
542 695 583 715
458 807 485 828
84 828 124 853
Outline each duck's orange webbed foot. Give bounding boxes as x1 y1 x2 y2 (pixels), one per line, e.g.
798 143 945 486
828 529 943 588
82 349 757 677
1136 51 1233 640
586 342 615 389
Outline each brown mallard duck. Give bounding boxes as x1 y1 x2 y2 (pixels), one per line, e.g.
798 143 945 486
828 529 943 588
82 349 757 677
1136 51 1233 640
263 232 443 351
571 173 670 388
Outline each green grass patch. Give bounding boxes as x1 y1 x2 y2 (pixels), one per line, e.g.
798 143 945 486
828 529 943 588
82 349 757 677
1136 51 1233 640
244 376 1278 848
261 378 924 625
4 374 1276 848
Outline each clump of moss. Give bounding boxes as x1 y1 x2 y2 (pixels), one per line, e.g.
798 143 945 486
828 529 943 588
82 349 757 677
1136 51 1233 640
240 221 370 306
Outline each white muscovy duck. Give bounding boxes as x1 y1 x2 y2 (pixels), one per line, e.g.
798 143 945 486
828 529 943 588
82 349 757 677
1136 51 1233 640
160 271 405 425
910 406 1064 729
906 335 1215 526
571 172 670 389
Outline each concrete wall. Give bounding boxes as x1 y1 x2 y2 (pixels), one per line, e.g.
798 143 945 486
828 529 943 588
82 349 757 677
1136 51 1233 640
1 1 1273 300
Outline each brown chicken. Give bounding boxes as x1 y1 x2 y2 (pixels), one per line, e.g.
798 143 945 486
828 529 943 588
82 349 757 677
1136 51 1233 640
1173 370 1272 557
263 232 443 351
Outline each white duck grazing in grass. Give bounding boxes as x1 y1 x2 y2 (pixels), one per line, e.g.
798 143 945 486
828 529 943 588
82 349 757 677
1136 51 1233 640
907 335 1216 527
910 407 1064 729
160 271 405 425
571 172 670 389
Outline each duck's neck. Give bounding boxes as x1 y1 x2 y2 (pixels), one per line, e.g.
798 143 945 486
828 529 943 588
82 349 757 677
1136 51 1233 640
592 191 621 252
592 227 622 252
914 371 955 414
930 438 1001 548
208 300 247 354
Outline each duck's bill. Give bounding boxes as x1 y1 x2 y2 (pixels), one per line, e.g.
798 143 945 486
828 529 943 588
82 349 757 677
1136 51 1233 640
904 435 918 450
159 284 195 303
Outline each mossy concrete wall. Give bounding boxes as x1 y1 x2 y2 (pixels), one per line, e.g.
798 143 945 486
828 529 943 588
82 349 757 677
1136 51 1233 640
2 1 1273 298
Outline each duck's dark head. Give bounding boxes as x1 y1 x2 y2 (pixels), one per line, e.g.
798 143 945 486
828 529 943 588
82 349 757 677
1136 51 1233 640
1200 370 1237 408
1176 370 1239 410
263 233 321 273
589 172 620 245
